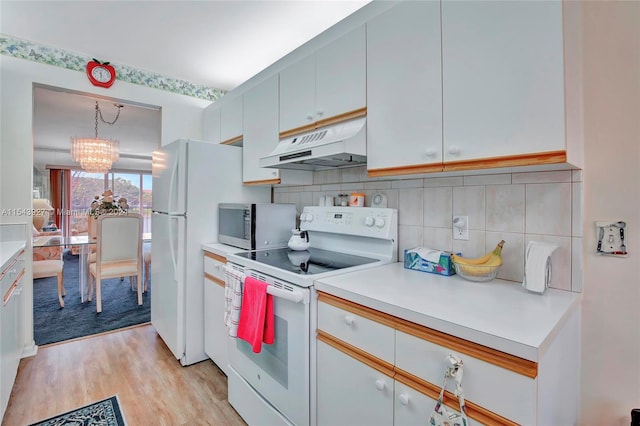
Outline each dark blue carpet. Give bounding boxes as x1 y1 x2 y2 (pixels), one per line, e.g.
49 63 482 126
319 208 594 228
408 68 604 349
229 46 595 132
33 249 150 346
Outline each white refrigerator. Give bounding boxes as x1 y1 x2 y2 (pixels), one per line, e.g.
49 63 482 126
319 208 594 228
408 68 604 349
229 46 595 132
151 139 270 366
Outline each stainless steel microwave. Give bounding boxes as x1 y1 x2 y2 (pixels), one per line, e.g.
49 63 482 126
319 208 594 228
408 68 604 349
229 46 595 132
218 203 297 250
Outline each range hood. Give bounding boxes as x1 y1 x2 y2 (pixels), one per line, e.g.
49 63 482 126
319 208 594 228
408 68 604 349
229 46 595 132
259 117 366 170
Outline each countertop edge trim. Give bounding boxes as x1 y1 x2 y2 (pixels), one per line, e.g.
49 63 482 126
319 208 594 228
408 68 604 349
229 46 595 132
317 291 538 379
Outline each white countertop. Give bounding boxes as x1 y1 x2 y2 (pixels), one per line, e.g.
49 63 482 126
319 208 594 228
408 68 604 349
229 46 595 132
1 241 26 271
202 242 244 257
314 262 580 361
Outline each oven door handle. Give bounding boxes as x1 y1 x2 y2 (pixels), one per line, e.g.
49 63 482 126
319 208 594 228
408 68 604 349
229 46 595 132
267 286 307 304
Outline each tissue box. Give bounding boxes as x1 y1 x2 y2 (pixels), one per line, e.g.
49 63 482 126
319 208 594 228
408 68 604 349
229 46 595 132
404 248 458 276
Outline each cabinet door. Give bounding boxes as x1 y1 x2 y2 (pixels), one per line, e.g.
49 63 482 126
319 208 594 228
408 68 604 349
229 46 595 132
220 95 243 145
203 104 221 144
442 0 565 163
203 274 229 375
315 25 366 123
279 54 315 133
366 1 442 174
394 381 440 426
243 75 282 184
317 340 393 426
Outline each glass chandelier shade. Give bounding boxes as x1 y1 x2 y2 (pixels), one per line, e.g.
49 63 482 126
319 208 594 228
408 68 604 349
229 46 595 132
70 137 120 173
70 101 122 174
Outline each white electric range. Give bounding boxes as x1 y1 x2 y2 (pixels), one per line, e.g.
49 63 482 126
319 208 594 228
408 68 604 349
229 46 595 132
225 206 398 426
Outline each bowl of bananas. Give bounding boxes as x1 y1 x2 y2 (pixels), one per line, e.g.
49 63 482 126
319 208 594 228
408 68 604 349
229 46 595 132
450 240 505 282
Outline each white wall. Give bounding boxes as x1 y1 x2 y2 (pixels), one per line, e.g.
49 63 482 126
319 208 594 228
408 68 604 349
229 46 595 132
580 2 640 423
0 56 210 354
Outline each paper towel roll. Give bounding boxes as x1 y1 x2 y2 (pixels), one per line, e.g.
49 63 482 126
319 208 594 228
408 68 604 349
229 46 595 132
522 241 558 294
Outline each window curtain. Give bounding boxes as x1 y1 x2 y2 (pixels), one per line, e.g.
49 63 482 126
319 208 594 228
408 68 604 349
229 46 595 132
49 169 71 236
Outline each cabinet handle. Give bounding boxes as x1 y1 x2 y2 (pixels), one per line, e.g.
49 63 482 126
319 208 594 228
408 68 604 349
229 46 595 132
448 146 461 156
398 393 410 405
272 171 277 177
306 114 314 121
425 149 437 158
343 315 354 326
316 109 324 117
375 379 386 391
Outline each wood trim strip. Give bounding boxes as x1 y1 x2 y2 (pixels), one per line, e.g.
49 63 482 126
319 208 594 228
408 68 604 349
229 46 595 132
367 163 443 177
317 292 397 329
317 330 395 378
396 318 537 379
314 107 367 129
444 150 567 172
317 291 538 379
367 150 567 177
394 368 518 426
204 251 227 264
244 178 281 186
279 107 367 139
220 135 243 146
204 272 225 288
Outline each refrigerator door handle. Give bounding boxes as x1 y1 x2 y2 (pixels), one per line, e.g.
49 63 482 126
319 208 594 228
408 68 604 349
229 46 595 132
169 216 178 281
168 151 179 214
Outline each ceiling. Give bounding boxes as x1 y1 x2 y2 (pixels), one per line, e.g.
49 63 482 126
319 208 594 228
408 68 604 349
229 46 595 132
2 1 370 172
1 1 370 91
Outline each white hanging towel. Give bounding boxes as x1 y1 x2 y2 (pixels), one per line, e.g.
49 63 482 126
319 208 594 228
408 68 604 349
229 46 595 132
224 264 244 337
522 241 558 294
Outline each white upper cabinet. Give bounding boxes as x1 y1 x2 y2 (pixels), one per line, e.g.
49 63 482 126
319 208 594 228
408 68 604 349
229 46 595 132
366 1 443 176
441 0 566 167
220 95 243 146
243 75 313 185
279 25 366 136
202 104 221 144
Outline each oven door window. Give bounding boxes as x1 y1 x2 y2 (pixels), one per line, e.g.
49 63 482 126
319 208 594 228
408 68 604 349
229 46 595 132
236 314 288 387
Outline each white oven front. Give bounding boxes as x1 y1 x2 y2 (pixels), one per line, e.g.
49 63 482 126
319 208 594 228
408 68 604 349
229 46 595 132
227 267 311 426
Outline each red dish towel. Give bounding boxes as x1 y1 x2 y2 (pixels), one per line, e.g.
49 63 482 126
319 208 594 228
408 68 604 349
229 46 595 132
237 276 274 353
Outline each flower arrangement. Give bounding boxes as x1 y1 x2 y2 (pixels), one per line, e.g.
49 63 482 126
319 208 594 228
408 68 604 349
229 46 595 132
90 189 129 218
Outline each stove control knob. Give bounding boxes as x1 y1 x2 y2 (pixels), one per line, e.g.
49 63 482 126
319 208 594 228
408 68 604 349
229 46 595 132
365 217 375 227
375 217 386 228
300 213 307 222
305 213 314 222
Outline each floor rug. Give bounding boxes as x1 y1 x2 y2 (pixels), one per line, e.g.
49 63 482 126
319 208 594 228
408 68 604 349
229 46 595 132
33 248 150 346
29 395 126 426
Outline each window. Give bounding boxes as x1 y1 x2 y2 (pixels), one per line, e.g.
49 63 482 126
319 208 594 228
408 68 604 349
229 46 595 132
70 171 152 235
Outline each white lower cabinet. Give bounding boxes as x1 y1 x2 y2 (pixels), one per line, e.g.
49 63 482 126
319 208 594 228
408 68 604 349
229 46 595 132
316 291 579 425
0 248 25 419
203 251 229 374
317 340 393 426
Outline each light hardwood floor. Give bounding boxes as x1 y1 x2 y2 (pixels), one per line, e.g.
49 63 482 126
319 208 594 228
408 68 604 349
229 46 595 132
2 324 246 426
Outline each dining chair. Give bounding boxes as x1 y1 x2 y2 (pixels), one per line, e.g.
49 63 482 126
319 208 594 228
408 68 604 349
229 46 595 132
32 225 65 307
88 213 143 313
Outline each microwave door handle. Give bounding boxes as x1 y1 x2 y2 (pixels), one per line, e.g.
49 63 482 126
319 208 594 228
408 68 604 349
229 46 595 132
266 286 306 304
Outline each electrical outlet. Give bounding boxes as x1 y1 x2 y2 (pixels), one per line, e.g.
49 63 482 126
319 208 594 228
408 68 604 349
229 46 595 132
453 215 469 240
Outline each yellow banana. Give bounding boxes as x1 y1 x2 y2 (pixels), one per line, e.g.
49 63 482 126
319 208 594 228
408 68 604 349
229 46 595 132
450 240 505 265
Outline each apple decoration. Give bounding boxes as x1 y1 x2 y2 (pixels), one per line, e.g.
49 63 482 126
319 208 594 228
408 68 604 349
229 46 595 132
86 58 116 88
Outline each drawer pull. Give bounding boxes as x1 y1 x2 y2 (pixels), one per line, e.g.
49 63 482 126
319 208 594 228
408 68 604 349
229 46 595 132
344 315 354 326
398 393 410 405
375 379 386 391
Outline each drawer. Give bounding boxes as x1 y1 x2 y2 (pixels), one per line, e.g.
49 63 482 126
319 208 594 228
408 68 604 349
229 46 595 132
395 330 535 425
317 300 394 364
203 252 226 282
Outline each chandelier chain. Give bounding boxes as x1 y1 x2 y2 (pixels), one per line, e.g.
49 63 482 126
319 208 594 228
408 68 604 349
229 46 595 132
93 101 123 138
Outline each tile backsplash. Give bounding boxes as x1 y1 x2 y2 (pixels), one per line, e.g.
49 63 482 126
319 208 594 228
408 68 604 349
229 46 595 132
274 166 583 293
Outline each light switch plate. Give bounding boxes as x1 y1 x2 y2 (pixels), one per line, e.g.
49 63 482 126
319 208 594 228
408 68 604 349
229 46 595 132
595 220 627 256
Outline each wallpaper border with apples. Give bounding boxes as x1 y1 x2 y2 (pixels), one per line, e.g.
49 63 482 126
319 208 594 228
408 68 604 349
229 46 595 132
0 35 226 102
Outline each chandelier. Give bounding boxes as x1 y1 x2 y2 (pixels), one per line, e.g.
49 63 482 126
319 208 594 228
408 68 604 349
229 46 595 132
71 101 123 173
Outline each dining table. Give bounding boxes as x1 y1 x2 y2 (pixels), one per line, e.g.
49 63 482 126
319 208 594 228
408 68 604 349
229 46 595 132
33 233 152 303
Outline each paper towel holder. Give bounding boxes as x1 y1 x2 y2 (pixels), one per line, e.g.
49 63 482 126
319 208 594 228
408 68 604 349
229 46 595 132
523 241 558 294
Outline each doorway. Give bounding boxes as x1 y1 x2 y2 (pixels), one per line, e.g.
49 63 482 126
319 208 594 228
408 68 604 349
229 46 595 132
32 84 161 345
